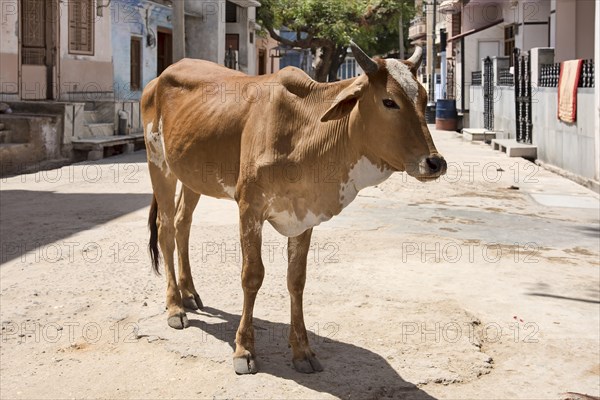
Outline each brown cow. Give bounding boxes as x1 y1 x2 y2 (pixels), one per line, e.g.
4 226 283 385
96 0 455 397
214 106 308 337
142 42 446 374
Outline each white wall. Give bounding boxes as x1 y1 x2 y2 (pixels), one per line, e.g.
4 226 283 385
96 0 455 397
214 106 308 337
225 5 257 75
457 0 552 113
58 0 114 100
554 0 595 62
469 85 515 137
247 7 256 76
460 27 503 110
0 1 19 98
533 88 597 180
185 0 226 65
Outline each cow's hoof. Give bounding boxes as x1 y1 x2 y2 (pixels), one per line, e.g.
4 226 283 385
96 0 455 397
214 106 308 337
233 352 258 375
167 313 189 330
293 356 324 374
182 294 203 310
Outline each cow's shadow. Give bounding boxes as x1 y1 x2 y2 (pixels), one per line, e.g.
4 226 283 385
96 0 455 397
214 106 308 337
189 307 438 400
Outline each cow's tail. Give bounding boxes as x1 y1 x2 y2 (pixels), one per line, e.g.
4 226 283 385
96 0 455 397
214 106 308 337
148 194 161 275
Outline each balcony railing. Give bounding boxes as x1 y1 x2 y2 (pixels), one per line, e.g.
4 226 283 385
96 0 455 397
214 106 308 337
539 63 560 87
409 16 426 40
580 59 595 88
498 68 514 86
540 59 595 88
471 71 482 86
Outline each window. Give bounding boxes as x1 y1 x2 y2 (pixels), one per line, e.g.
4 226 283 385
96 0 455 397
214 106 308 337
69 0 94 55
130 37 142 91
225 1 237 23
21 0 46 64
504 25 516 66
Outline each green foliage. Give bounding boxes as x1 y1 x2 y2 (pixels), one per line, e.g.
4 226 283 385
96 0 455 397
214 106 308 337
258 0 416 55
257 0 417 81
350 1 416 57
259 0 361 44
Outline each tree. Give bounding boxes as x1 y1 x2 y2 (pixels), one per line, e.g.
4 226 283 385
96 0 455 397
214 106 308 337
257 0 415 82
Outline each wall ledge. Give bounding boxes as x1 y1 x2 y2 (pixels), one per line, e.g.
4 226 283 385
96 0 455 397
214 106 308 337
536 160 600 194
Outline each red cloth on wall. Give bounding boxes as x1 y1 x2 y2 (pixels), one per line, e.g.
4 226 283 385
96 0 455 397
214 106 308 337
557 59 583 123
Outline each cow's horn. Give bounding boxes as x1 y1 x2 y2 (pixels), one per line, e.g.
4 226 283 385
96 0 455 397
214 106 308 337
350 40 378 75
407 46 423 69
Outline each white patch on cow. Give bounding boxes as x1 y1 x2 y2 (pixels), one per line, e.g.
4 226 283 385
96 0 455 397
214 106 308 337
339 157 393 208
385 59 419 104
268 208 331 238
145 118 172 176
218 179 236 200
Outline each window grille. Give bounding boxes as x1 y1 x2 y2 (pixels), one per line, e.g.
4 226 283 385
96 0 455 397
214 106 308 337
69 0 95 55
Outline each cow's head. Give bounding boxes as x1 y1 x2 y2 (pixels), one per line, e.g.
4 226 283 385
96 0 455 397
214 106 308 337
321 42 446 181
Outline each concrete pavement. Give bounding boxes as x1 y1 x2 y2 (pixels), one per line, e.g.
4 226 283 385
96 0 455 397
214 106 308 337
1 127 598 399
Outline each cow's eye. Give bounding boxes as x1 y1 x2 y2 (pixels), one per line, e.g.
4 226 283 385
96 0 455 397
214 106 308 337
382 99 399 109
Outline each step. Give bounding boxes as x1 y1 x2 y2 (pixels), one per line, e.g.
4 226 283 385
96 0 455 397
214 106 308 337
84 109 114 124
0 122 4 130
84 110 100 124
81 122 114 138
491 139 537 159
72 133 144 161
462 128 496 142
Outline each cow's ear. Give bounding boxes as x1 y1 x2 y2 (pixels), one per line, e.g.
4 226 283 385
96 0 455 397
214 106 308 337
320 82 364 122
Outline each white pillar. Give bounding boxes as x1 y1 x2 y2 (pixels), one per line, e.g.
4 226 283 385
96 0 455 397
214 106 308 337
440 51 447 99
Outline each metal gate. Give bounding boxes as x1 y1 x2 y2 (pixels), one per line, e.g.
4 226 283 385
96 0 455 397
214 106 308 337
483 56 494 130
514 49 532 144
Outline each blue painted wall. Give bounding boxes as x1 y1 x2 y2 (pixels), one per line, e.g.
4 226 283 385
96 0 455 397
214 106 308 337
111 0 173 100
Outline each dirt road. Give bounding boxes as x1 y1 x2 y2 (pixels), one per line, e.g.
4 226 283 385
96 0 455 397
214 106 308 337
1 129 599 399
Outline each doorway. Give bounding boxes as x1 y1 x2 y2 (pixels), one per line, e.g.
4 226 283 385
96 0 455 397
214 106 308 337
157 28 173 76
258 49 266 75
20 0 58 100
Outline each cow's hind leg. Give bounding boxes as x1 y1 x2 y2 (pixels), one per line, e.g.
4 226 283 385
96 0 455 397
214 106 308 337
148 164 188 329
288 228 323 373
175 185 203 310
233 201 265 374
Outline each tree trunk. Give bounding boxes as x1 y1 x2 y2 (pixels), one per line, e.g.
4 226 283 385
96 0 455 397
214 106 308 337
313 45 335 82
327 45 348 82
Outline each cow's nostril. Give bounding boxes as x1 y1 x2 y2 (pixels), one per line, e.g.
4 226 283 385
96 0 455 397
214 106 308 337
426 157 441 172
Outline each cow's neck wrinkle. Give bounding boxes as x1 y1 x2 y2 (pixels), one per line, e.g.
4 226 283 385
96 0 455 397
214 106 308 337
273 74 389 181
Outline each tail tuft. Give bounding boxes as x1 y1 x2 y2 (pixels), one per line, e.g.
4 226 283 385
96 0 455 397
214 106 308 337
148 195 161 275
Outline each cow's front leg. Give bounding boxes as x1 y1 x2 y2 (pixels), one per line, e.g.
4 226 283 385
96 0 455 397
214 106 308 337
233 204 265 374
287 228 323 373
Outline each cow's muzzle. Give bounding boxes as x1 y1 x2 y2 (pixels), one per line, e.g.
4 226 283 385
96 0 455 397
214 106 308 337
417 155 447 180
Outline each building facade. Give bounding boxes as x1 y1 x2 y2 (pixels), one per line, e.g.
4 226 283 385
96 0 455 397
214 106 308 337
412 0 599 189
255 33 280 75
1 0 114 102
0 0 272 175
111 0 173 101
183 0 259 75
